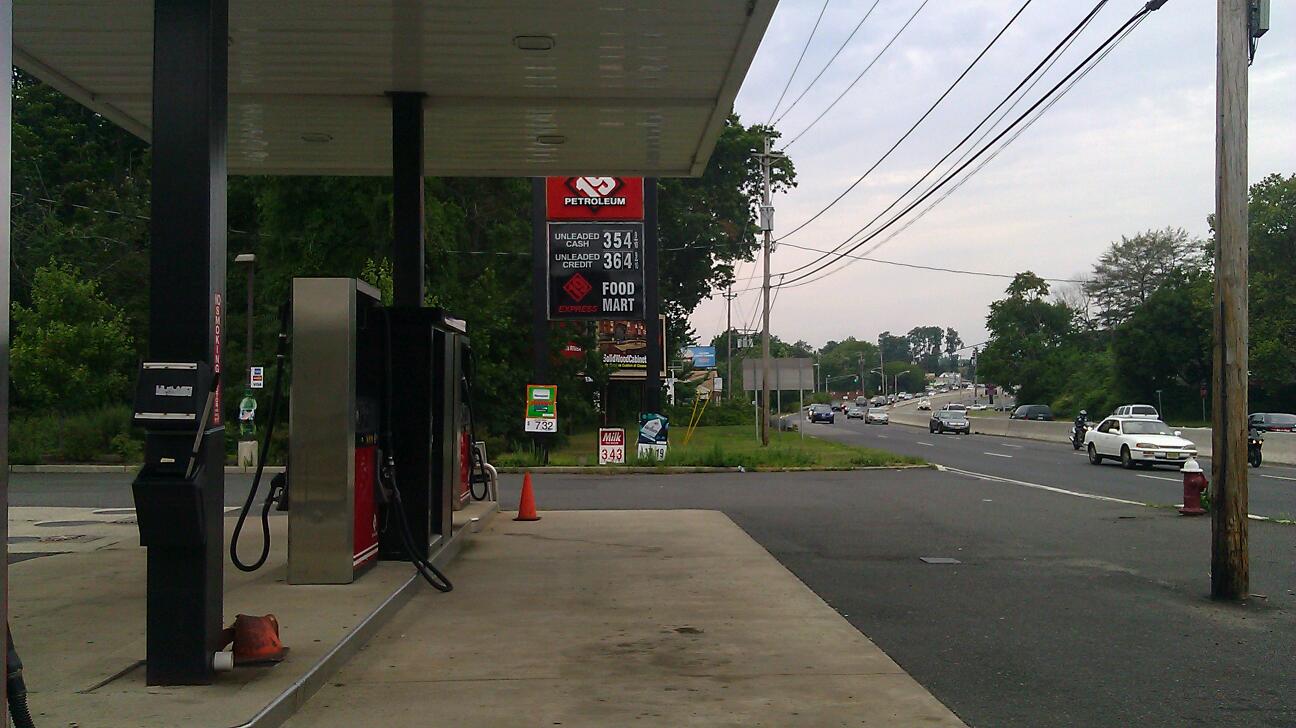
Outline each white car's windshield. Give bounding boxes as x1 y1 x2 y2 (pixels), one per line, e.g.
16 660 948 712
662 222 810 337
1122 420 1174 436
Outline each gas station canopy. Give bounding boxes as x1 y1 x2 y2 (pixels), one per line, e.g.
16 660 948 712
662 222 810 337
14 1 775 177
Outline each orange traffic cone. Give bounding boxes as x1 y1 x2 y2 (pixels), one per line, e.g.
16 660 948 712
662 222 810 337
515 471 541 521
221 614 288 665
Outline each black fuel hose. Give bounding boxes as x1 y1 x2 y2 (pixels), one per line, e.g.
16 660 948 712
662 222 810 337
230 304 290 572
378 309 453 592
461 349 490 501
7 625 35 728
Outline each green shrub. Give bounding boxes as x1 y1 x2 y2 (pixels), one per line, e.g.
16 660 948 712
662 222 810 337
9 405 141 464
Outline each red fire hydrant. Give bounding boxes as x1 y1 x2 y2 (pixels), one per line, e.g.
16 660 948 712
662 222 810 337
1179 459 1208 516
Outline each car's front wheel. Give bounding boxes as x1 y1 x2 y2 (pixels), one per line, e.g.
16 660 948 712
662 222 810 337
1088 444 1102 465
1120 446 1134 470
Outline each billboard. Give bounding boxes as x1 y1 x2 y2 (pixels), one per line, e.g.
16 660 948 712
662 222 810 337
681 346 717 369
597 316 666 380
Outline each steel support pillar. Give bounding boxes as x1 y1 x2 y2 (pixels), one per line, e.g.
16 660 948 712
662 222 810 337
643 179 662 413
391 92 426 307
0 0 12 706
146 0 228 685
530 178 550 384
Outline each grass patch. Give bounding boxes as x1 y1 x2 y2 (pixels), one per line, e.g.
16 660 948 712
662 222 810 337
494 424 924 470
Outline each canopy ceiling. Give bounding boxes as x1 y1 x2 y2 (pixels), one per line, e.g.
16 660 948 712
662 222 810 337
14 1 776 176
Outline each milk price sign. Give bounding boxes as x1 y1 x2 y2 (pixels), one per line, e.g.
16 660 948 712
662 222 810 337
597 428 627 465
548 221 645 320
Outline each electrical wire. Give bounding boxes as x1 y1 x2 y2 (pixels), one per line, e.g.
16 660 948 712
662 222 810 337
776 241 1084 283
772 0 882 126
776 0 1035 243
782 0 929 149
776 0 1112 281
768 0 832 124
776 0 1160 289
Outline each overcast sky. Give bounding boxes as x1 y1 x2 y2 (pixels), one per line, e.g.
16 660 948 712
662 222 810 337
690 0 1295 353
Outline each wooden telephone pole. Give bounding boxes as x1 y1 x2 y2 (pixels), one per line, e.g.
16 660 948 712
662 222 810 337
1211 0 1250 601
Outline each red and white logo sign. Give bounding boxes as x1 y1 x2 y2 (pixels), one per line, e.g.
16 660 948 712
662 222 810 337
598 428 626 465
546 176 644 220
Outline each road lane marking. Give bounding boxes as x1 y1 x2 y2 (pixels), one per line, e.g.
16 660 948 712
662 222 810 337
1136 474 1178 482
877 435 888 439
1260 474 1296 482
917 441 934 447
1000 444 1023 449
934 465 1282 521
983 452 1013 458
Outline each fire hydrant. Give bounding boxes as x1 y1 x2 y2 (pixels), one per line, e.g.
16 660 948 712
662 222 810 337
1179 459 1208 516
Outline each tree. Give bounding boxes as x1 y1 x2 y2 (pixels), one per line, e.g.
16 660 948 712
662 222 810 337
1244 173 1296 398
1112 273 1211 415
11 263 135 414
906 326 943 371
977 272 1076 404
1083 228 1208 328
878 331 910 364
943 328 963 370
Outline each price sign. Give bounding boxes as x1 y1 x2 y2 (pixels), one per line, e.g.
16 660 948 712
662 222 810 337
524 384 558 434
597 428 626 465
548 222 645 320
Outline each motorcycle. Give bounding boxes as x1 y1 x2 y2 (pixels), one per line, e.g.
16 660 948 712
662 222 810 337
1249 430 1264 468
1070 422 1090 450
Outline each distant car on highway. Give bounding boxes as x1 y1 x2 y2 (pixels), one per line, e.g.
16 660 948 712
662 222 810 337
1112 404 1158 419
865 407 890 425
969 404 988 411
1010 404 1054 421
845 406 865 420
870 396 887 407
807 404 835 424
917 399 931 411
941 403 968 412
1085 416 1197 469
1249 412 1296 433
929 410 970 435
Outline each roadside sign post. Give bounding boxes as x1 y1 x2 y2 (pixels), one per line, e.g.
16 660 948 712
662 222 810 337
637 413 668 461
249 365 264 389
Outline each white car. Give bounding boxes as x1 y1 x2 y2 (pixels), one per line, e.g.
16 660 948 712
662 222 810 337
1112 404 1159 419
917 399 931 411
865 408 890 425
1085 416 1197 469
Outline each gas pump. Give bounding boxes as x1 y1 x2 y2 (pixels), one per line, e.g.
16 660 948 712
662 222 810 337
228 277 491 591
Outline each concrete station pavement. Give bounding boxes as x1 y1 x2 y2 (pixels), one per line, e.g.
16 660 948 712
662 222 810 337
492 470 1296 728
814 415 1296 521
286 510 967 728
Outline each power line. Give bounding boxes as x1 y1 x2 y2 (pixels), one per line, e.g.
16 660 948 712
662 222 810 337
775 0 1133 286
776 241 1083 282
767 0 832 124
776 0 1036 243
771 0 882 126
782 0 930 149
772 4 1161 288
778 3 1157 291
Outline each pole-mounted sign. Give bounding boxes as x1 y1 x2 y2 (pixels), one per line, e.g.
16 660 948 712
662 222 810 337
548 221 645 319
524 384 558 433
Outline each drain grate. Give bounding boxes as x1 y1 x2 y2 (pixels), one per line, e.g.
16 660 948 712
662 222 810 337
920 557 962 565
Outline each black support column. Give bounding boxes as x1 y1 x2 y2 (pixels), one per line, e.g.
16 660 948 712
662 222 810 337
147 0 228 685
391 92 426 307
643 179 662 413
530 179 550 383
0 1 13 705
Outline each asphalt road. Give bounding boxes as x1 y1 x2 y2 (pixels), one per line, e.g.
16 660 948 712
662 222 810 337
7 472 258 509
494 469 1296 728
808 414 1296 520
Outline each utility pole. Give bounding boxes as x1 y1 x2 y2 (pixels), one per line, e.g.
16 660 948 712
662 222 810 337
724 287 736 402
1211 0 1252 601
878 340 886 399
754 136 783 447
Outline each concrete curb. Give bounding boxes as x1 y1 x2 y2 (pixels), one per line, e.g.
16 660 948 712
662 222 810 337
10 465 287 474
232 501 500 728
495 464 930 475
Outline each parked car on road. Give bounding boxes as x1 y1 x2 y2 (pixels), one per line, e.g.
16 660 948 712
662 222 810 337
1249 412 1296 433
1010 404 1054 421
1085 416 1197 469
807 404 835 424
845 406 865 420
865 407 890 425
929 410 970 435
1112 404 1159 419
